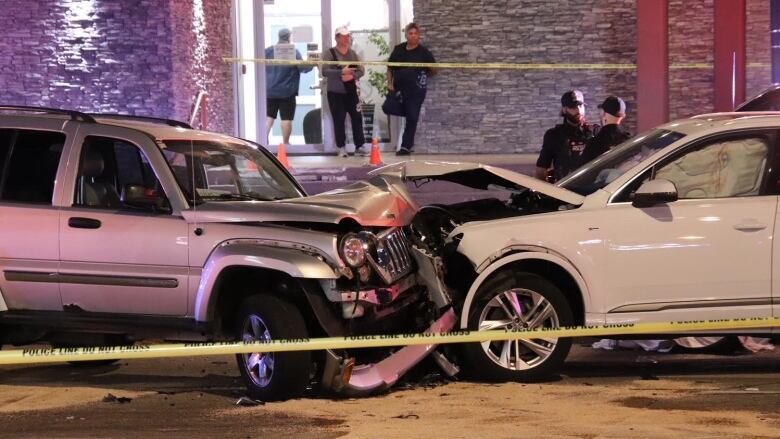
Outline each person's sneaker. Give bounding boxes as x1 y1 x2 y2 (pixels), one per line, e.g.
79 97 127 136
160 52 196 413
337 148 348 158
354 145 369 156
396 147 412 156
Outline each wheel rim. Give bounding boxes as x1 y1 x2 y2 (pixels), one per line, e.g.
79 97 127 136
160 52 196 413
477 288 560 371
240 314 275 388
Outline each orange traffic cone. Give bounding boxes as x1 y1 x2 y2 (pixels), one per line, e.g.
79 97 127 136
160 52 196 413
369 138 383 166
276 142 292 170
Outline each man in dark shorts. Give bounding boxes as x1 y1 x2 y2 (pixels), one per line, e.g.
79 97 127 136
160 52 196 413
535 90 595 182
265 28 312 146
387 22 437 155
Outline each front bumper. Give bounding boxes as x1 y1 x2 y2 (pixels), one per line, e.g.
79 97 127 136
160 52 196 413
322 307 457 395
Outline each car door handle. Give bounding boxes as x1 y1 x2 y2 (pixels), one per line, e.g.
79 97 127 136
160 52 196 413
733 220 768 231
68 217 102 229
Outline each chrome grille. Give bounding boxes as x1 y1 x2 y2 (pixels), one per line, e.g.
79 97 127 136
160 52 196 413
375 228 413 282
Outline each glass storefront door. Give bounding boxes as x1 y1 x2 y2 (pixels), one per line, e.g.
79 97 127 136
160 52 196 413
263 0 322 149
234 0 412 153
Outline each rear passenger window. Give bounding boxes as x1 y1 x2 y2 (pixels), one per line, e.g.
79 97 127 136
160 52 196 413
75 136 170 213
0 129 65 204
0 129 13 180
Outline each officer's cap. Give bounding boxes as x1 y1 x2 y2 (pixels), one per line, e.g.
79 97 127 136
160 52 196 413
598 96 627 117
561 90 585 108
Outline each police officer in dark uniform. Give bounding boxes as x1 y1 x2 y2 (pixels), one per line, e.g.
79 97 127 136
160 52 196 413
535 90 594 182
580 96 631 164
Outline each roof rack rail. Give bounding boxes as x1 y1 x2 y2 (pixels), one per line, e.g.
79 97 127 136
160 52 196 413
0 105 96 123
88 113 193 129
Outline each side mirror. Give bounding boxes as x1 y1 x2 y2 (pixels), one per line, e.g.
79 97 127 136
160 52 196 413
632 179 678 208
121 184 169 212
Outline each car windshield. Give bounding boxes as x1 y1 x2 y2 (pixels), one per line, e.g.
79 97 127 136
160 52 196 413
559 129 686 196
159 140 304 203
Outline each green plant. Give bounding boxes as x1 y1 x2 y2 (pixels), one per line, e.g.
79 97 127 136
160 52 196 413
367 31 391 98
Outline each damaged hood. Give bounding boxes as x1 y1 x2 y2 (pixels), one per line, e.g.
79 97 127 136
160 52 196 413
181 176 419 227
369 160 585 206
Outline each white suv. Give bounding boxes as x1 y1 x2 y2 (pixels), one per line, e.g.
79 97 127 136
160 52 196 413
375 112 779 381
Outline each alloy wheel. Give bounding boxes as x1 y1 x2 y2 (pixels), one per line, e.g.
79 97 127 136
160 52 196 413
477 288 561 371
240 314 275 388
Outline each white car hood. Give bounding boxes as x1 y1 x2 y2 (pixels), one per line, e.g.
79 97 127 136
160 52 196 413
368 160 585 206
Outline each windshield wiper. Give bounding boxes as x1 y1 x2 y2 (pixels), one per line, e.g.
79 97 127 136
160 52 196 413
246 191 291 201
202 193 273 201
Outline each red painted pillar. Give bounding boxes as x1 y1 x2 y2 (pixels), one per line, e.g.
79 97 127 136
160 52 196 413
637 0 668 132
714 0 746 111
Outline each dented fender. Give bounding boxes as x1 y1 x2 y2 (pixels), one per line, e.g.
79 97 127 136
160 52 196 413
192 240 339 322
457 251 592 329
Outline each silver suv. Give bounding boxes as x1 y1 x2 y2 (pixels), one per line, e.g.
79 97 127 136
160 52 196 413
0 106 455 401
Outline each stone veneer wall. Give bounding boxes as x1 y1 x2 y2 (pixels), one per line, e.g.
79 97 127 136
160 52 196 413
413 0 638 153
170 0 234 134
0 0 234 134
414 0 772 153
0 1 771 150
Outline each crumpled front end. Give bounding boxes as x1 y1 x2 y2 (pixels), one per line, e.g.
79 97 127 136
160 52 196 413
192 172 458 396
321 308 456 395
313 223 457 396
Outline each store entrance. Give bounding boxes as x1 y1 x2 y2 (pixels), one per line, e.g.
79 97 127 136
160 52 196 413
234 0 413 154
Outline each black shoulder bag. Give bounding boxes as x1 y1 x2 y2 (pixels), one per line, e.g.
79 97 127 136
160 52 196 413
382 90 405 116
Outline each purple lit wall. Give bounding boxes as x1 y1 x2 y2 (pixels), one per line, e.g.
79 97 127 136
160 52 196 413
0 0 234 134
170 0 233 134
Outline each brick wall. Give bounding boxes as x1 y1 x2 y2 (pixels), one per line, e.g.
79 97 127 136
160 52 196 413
747 0 771 99
0 0 234 134
668 0 714 120
667 0 771 120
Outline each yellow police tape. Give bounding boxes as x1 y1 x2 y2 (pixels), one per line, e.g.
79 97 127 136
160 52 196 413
1 316 778 365
222 57 770 71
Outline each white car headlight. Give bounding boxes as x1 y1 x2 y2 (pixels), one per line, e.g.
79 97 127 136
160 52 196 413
339 234 368 268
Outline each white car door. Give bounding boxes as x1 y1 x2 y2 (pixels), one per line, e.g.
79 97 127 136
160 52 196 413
596 131 777 324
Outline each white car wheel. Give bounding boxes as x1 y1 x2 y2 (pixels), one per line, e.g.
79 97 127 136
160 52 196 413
460 271 574 382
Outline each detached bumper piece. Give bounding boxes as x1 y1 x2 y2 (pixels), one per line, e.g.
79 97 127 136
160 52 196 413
322 307 457 395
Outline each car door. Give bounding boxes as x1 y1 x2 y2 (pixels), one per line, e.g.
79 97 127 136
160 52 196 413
0 122 74 311
58 125 189 316
595 130 777 324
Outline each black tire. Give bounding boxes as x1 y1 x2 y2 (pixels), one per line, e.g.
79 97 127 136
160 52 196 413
68 358 120 367
460 271 574 382
673 336 741 354
53 338 123 367
234 294 312 401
